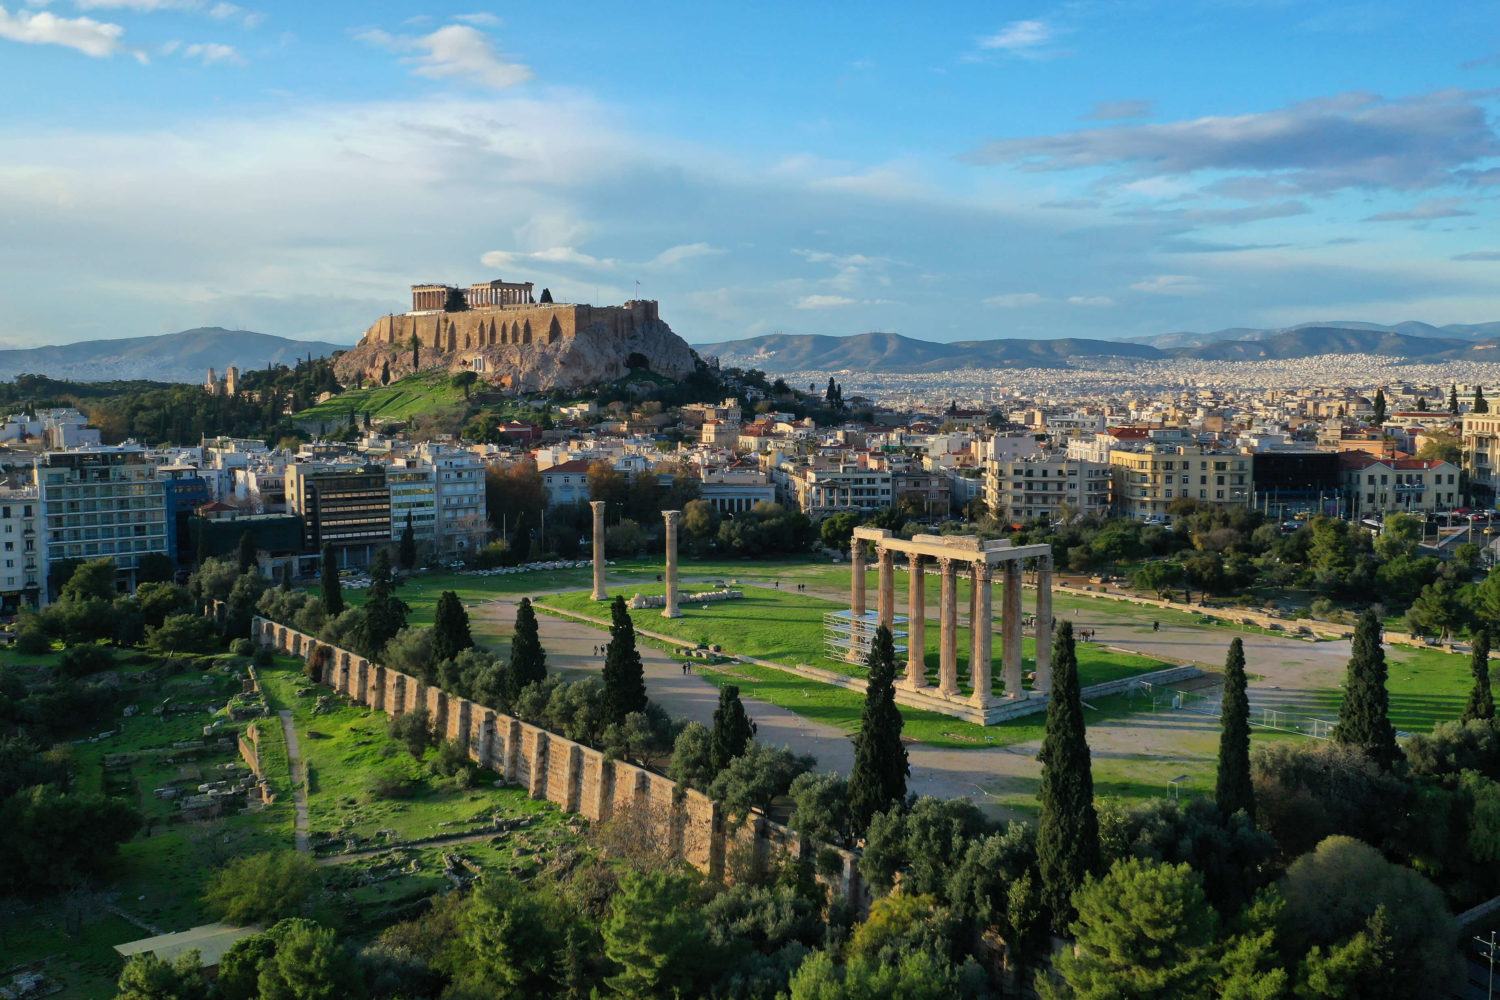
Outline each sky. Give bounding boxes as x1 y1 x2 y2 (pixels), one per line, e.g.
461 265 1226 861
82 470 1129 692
1 1 1498 348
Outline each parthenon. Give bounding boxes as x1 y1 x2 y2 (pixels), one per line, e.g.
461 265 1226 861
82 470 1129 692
835 528 1055 718
411 280 535 312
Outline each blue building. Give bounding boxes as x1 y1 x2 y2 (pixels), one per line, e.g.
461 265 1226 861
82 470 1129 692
161 468 211 566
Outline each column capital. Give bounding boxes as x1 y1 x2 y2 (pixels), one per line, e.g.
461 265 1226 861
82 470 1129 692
907 551 923 567
662 509 681 525
590 500 606 514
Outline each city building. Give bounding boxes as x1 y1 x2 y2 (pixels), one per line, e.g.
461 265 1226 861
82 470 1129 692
1109 445 1253 519
36 446 169 593
161 466 212 567
1339 454 1461 517
0 486 42 610
699 467 776 514
422 443 488 555
539 459 593 508
789 464 893 518
1250 451 1343 519
1463 412 1500 503
284 463 391 568
984 454 1111 524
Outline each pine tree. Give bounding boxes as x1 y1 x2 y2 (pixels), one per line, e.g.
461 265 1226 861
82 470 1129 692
540 287 553 304
1215 637 1255 821
848 624 909 836
1372 388 1387 425
506 597 548 704
1450 383 1460 414
398 512 417 571
236 530 257 575
1332 609 1400 769
1463 629 1494 723
431 590 473 665
602 596 647 724
1037 619 1101 935
710 685 753 774
320 542 344 617
1476 386 1490 414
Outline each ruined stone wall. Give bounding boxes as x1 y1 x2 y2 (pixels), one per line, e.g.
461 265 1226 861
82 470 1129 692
358 301 660 353
252 616 864 908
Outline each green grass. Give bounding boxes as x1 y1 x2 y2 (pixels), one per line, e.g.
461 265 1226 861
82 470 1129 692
1279 644 1486 735
0 910 148 1000
543 583 1170 698
294 369 469 423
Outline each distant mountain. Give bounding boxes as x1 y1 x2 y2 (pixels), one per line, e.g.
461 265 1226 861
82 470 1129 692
0 328 345 383
694 325 1500 374
1127 320 1500 349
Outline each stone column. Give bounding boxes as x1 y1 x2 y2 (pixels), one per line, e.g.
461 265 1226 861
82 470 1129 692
939 558 959 696
850 540 866 618
877 548 895 630
662 510 682 618
971 565 994 707
905 553 927 687
967 563 981 684
1002 560 1024 698
590 500 607 601
1034 554 1054 694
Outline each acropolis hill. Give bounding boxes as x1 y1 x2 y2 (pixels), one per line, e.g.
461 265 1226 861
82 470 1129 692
332 278 700 391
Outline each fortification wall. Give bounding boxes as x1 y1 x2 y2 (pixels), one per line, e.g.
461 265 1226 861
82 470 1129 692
358 301 660 352
253 616 862 908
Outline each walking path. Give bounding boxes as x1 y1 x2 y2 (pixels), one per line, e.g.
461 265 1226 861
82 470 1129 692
278 709 311 853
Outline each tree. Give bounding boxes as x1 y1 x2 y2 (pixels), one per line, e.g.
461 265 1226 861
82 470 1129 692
408 331 421 371
319 543 343 617
1464 629 1494 723
707 741 815 820
602 870 714 999
1417 395 1429 412
785 948 971 1000
710 684 753 773
788 771 854 848
254 918 367 1000
380 360 390 386
1332 609 1399 769
848 624 909 836
358 561 409 658
452 369 478 400
1041 858 1217 1000
202 850 322 925
145 613 221 654
602 595 647 724
389 707 434 759
431 590 473 664
61 557 117 603
1372 388 1387 425
1216 637 1255 821
539 287 553 303
511 510 531 563
1037 620 1101 934
667 722 715 791
114 950 211 1000
506 597 547 703
1478 385 1490 414
1296 906 1398 1000
398 512 417 571
447 876 573 999
1451 382 1460 414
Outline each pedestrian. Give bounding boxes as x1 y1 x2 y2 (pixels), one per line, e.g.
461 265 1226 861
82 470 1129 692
1152 620 1160 632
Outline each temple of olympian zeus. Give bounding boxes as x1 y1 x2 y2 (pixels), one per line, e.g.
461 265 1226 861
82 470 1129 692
835 527 1056 717
590 501 684 618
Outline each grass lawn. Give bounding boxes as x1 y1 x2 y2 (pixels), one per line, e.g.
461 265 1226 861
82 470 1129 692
543 583 1170 698
1 911 149 1000
1281 644 1487 735
294 369 468 423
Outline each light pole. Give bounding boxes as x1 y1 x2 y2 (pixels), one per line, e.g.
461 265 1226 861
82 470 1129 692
1476 931 1497 1000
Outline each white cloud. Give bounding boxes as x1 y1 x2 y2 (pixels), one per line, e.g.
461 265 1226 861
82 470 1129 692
182 39 238 63
454 12 500 27
482 246 616 270
650 242 719 267
0 5 142 60
1363 197 1474 222
979 19 1053 54
1067 295 1114 306
795 294 855 309
1130 274 1206 295
362 23 532 90
983 292 1046 307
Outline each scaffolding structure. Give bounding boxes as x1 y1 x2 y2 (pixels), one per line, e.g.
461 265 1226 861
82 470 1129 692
823 609 908 664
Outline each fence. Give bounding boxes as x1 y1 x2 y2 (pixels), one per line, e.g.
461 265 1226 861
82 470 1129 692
1153 683 1340 740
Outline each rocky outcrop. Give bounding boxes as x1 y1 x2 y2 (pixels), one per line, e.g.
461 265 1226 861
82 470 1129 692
332 300 700 391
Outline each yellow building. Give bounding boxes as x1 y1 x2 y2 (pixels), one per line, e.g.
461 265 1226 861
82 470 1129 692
1109 445 1253 519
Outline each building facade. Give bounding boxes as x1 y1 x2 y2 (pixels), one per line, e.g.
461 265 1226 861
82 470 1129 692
985 455 1111 524
285 463 391 567
0 487 41 609
1340 454 1461 517
1110 446 1253 519
1463 413 1500 502
36 447 169 592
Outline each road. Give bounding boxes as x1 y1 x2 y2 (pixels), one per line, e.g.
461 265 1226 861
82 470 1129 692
279 709 311 853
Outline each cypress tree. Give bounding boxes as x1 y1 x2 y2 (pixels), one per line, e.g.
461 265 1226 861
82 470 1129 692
1450 383 1460 414
602 596 647 724
709 685 753 774
1372 388 1387 425
360 571 408 659
848 624 909 836
236 530 258 575
1463 629 1494 723
398 512 417 571
1037 620 1101 935
1417 396 1428 412
380 360 391 386
506 597 547 704
431 590 473 665
1215 637 1255 820
320 542 344 617
512 511 531 563
1477 386 1490 414
1332 609 1400 769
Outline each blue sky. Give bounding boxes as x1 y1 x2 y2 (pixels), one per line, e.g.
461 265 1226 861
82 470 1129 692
1 1 1498 347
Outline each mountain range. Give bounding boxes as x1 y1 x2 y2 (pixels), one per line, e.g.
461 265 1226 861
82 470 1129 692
0 328 345 383
694 322 1500 374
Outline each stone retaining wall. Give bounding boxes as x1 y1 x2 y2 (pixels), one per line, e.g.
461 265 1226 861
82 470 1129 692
252 616 865 909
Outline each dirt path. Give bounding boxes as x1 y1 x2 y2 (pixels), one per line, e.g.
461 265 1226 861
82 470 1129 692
278 709 311 853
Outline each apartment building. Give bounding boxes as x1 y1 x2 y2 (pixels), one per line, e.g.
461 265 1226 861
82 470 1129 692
387 459 438 547
1340 454 1461 517
36 446 169 591
539 459 593 507
1463 412 1500 501
0 487 42 609
423 443 487 554
1110 445 1253 519
984 454 1111 523
699 467 776 514
285 463 390 568
788 464 893 518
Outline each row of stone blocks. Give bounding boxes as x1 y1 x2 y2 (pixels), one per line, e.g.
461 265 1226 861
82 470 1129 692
250 615 866 908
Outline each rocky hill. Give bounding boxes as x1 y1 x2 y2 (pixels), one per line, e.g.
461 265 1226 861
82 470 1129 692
0 328 344 383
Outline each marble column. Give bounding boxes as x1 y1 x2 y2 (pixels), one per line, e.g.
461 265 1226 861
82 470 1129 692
938 558 959 696
906 553 927 687
877 548 895 630
662 510 682 618
1034 555 1054 694
971 565 994 707
850 540 866 618
590 501 607 601
1002 560 1024 698
967 562 980 684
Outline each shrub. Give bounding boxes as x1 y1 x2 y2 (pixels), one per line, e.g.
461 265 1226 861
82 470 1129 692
202 850 322 926
14 628 51 655
60 643 115 678
230 637 254 657
252 645 273 668
370 770 420 799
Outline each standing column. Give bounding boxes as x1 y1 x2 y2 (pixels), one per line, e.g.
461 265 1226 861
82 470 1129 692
939 558 959 696
877 548 895 630
905 553 927 687
851 540 866 618
1034 554 1054 693
1002 560 1024 698
662 510 682 618
966 562 981 685
971 565 994 707
590 501 607 601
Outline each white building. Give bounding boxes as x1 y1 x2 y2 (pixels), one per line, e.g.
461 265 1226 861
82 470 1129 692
36 446 169 592
1340 454 1462 517
985 454 1111 523
421 443 487 554
699 467 776 514
0 486 42 609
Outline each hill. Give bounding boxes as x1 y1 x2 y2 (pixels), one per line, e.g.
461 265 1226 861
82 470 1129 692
695 325 1500 373
293 369 469 426
1128 319 1500 348
0 327 344 383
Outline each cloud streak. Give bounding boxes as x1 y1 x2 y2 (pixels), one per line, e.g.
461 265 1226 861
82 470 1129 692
0 4 142 60
359 23 532 90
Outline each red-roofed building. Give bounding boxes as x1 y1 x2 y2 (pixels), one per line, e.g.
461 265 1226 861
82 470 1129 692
1339 452 1460 516
539 459 593 507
